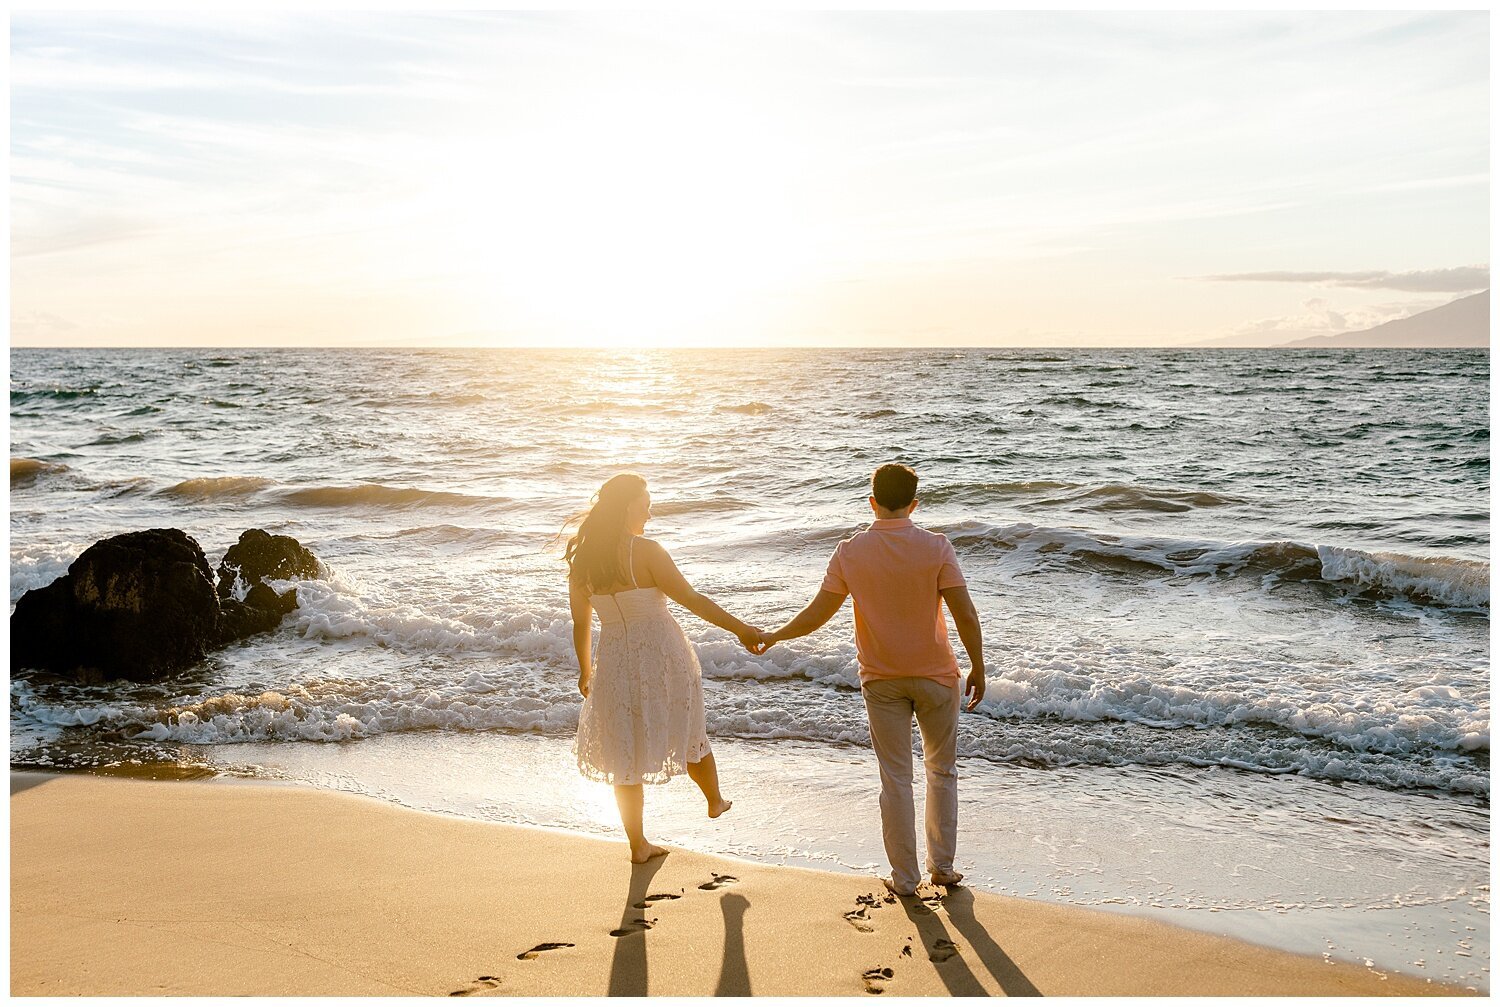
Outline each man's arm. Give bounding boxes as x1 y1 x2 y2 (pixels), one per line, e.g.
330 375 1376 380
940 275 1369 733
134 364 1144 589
768 590 846 644
941 585 986 711
640 538 766 653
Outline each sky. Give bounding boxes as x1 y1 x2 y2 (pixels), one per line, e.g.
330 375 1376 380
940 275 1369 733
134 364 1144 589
10 11 1491 348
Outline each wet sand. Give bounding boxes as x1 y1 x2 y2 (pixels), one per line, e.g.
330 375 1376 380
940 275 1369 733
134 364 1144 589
9 772 1468 996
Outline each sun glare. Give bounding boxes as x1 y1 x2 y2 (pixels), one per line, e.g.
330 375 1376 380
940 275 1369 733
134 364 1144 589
423 83 825 346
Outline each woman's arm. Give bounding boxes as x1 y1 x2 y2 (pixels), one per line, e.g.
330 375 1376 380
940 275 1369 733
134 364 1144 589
569 578 594 696
640 539 764 652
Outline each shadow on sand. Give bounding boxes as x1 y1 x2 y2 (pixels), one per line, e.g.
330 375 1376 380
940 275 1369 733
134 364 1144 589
715 892 751 995
606 858 754 996
606 858 665 995
909 886 1041 997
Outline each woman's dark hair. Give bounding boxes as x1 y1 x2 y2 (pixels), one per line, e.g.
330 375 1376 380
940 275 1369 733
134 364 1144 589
564 473 647 591
872 463 918 511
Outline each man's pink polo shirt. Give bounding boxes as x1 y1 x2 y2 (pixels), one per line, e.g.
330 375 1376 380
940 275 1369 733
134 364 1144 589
820 517 967 685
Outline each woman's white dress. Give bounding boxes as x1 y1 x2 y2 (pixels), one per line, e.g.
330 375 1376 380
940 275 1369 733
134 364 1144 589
575 538 711 785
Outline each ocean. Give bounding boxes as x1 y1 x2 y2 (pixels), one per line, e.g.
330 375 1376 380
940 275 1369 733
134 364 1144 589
9 346 1490 989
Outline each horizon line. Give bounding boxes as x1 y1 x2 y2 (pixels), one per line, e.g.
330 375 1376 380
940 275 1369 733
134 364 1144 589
8 343 1490 351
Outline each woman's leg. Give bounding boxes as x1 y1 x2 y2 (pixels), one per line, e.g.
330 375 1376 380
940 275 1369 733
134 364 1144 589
687 752 733 818
613 784 667 863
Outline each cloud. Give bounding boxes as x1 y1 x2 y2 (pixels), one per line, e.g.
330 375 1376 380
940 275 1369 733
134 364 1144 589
1199 266 1489 292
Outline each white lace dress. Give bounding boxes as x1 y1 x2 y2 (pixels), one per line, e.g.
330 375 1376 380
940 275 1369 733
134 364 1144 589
574 542 712 786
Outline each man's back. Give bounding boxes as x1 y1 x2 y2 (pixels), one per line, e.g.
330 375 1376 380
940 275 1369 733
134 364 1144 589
821 517 967 683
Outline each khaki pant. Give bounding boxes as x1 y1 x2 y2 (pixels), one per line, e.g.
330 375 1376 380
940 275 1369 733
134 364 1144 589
861 676 960 893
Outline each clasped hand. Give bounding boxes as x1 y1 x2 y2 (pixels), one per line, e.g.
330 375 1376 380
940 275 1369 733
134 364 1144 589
736 625 774 655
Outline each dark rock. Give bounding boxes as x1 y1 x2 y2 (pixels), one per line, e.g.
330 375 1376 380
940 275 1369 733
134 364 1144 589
216 598 283 644
12 527 320 681
11 529 220 680
216 529 320 599
9 578 73 673
245 581 299 616
217 582 300 646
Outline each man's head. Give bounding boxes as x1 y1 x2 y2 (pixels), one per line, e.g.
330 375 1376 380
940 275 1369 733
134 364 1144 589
870 463 918 518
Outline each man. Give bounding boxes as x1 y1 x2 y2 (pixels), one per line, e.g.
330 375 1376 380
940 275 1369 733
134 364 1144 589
766 463 985 896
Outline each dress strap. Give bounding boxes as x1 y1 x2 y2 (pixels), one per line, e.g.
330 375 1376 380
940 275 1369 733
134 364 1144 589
627 536 639 589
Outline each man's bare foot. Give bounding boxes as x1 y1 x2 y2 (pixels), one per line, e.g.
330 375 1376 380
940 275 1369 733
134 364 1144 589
630 842 669 864
881 875 919 898
708 799 733 819
931 870 964 887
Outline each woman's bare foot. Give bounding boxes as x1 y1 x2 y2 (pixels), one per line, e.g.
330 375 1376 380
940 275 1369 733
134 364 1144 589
630 842 669 864
708 799 733 819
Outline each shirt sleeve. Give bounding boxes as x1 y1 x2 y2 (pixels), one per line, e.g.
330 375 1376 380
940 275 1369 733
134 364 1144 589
820 542 850 596
937 537 967 590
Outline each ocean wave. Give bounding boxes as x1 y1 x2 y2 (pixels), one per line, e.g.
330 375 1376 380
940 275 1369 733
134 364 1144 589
1037 394 1132 409
33 660 1480 796
282 575 527 653
156 476 275 500
1047 484 1246 513
922 480 1078 503
1316 546 1489 610
11 457 69 487
129 679 578 743
10 387 100 402
9 542 84 602
939 521 1489 610
87 431 151 446
278 484 507 510
649 497 748 517
715 402 773 415
271 573 857 689
975 659 1487 759
10 560 1486 795
351 391 490 408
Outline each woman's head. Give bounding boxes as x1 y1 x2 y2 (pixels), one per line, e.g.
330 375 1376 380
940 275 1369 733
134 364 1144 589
564 473 651 590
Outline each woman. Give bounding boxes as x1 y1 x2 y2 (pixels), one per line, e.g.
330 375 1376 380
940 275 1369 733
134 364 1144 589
567 473 766 863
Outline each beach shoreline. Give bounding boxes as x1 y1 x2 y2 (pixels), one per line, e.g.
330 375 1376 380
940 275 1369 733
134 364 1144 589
9 770 1471 997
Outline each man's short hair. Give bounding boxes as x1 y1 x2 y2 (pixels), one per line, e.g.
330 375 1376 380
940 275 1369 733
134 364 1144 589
872 463 918 511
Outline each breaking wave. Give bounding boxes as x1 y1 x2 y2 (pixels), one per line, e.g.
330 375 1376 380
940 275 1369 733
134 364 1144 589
940 522 1489 610
157 476 275 500
278 484 507 510
11 457 69 487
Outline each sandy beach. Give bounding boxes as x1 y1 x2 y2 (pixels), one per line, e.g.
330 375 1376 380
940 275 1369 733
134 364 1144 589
9 771 1466 997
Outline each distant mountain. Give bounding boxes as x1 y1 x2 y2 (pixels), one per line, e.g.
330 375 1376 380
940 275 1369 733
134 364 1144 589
1277 290 1489 349
1184 328 1335 349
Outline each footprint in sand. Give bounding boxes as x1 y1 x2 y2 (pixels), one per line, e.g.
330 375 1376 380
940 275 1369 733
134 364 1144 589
928 938 959 963
632 893 682 909
609 918 656 937
862 966 894 995
846 890 898 931
449 975 502 996
843 907 875 932
516 942 574 961
698 873 738 891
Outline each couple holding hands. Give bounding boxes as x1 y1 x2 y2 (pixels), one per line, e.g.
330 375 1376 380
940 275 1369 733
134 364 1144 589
566 463 986 895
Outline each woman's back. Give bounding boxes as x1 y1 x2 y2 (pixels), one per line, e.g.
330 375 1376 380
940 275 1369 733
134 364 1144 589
584 535 659 600
576 533 708 786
